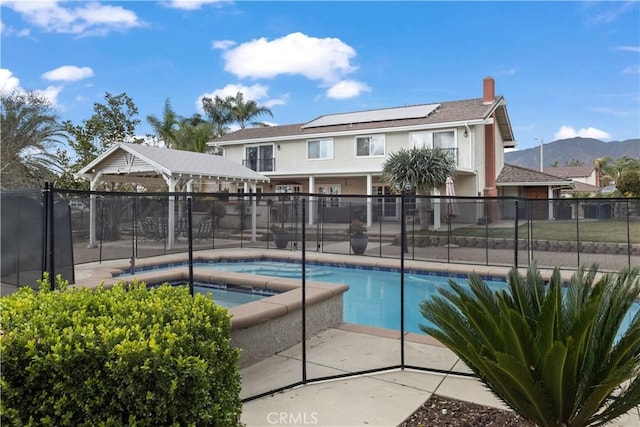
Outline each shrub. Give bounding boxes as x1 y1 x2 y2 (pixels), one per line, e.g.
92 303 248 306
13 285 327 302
346 220 367 236
420 264 640 427
0 274 241 426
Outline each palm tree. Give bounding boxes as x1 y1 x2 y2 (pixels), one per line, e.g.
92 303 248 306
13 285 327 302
202 95 233 138
1 91 66 189
146 98 180 148
595 156 640 187
174 115 215 154
381 147 456 229
228 92 272 129
420 263 640 427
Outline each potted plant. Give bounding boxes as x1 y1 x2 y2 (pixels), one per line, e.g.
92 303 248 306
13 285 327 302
347 220 368 255
270 224 290 249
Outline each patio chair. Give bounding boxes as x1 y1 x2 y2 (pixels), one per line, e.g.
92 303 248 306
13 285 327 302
194 220 213 241
138 218 164 242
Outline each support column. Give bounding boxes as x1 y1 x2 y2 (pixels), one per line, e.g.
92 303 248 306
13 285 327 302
88 172 102 249
250 182 257 242
548 187 555 220
433 188 441 230
164 175 179 249
366 174 373 227
308 176 315 224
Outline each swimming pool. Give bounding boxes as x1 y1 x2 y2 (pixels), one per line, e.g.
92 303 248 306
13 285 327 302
193 260 509 334
132 259 640 336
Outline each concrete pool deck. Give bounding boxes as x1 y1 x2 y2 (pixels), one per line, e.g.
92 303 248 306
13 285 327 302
19 249 640 426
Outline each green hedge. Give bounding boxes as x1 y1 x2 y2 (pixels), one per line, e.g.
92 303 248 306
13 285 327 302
0 276 241 426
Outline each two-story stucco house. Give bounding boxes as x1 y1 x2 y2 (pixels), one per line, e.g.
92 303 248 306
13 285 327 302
210 77 516 227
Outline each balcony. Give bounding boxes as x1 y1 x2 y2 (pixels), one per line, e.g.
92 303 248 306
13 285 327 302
440 147 458 166
243 157 275 172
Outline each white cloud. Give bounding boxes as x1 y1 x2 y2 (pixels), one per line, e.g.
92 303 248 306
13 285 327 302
615 46 640 53
0 19 31 37
212 39 236 50
163 0 226 10
42 65 94 82
622 64 640 74
195 83 272 112
495 68 517 76
34 85 63 106
326 80 371 99
0 68 21 94
263 95 288 108
0 68 62 106
3 1 143 35
554 125 611 140
222 32 358 84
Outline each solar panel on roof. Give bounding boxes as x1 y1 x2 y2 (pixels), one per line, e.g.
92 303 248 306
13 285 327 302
301 103 440 128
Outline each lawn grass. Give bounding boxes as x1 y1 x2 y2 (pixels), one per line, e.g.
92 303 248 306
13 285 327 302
414 220 638 244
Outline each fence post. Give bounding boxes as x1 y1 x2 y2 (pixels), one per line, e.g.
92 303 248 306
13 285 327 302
400 192 406 368
301 199 307 383
514 199 519 267
45 182 56 288
575 199 580 269
626 199 631 268
187 197 194 297
41 182 49 282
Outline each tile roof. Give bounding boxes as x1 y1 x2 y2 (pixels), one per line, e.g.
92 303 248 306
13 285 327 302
542 165 594 178
212 97 510 143
497 164 572 185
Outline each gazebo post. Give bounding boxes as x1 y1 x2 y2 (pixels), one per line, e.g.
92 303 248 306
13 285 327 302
88 172 102 249
165 175 179 249
249 182 257 242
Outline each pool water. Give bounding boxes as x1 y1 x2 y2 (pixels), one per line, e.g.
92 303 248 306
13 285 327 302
195 260 509 334
195 285 267 308
163 281 271 308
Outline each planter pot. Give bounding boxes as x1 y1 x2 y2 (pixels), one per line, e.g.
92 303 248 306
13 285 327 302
350 234 368 255
272 232 290 249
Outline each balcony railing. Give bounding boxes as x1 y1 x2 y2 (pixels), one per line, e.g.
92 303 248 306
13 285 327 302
243 157 275 172
439 147 458 166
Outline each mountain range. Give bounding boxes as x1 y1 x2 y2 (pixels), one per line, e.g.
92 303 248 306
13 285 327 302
504 137 640 170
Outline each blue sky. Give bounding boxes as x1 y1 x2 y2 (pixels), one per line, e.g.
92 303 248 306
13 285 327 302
1 1 639 151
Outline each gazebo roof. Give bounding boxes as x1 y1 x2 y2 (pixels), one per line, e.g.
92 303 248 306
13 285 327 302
76 142 269 186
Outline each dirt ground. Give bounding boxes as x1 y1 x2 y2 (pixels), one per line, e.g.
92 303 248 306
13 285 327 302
398 394 528 427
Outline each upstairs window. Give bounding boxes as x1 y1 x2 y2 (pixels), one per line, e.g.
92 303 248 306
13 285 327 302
356 135 385 157
307 138 334 160
244 144 274 172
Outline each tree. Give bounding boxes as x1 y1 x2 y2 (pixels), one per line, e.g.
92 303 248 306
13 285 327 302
146 98 180 148
595 156 640 187
174 114 215 154
201 95 233 138
63 92 142 240
381 147 456 229
565 158 584 166
63 92 142 189
228 92 272 129
420 264 640 427
616 168 640 197
0 91 66 189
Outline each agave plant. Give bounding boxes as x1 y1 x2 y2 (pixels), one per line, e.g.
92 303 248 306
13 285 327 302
420 264 640 427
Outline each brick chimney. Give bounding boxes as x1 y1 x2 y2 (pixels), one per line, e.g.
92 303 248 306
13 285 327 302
483 77 495 104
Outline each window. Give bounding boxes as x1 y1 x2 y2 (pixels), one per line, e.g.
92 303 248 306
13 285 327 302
410 131 431 149
317 185 341 208
307 138 333 159
244 144 274 172
356 135 385 157
433 131 455 149
409 130 457 164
